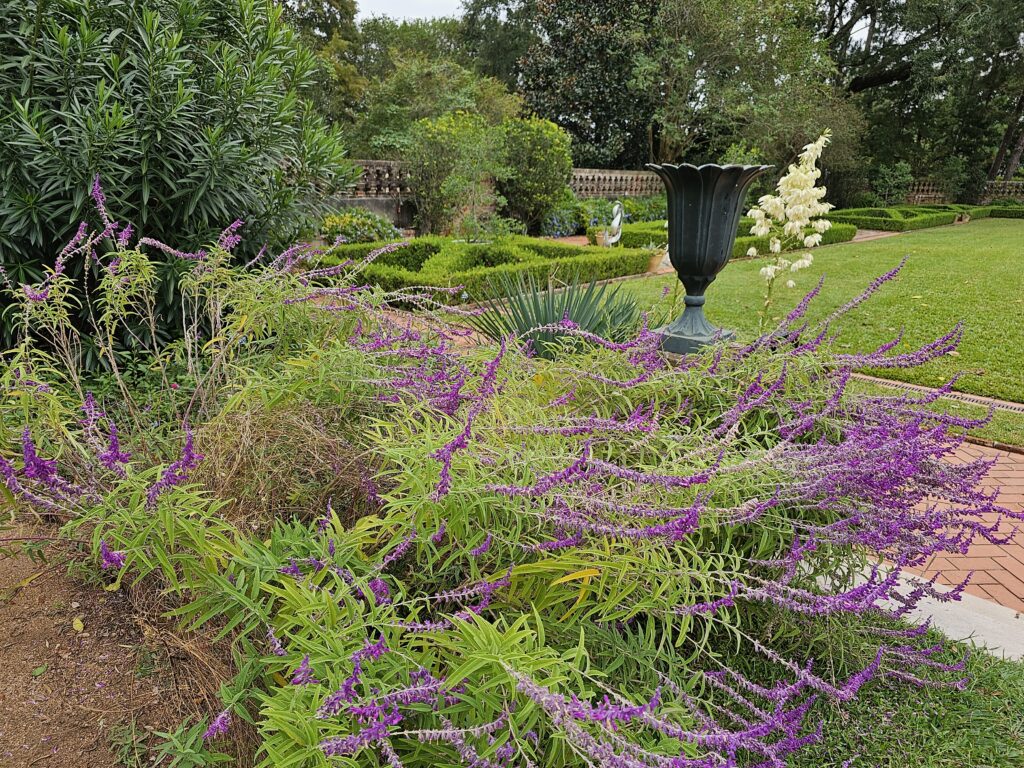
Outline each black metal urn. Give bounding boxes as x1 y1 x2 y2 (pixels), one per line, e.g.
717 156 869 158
646 163 773 355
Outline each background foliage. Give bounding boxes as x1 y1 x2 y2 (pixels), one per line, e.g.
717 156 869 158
0 0 358 348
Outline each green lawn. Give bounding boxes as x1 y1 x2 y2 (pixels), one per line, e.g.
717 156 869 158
623 219 1024 405
796 640 1024 767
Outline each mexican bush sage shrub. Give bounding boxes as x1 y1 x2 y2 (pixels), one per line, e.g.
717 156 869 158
1 200 1017 768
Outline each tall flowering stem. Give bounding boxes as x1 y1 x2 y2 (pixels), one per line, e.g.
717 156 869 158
747 132 835 327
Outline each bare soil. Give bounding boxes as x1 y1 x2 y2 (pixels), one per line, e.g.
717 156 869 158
0 525 198 767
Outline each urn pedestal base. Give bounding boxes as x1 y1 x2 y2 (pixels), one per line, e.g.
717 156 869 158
656 296 733 355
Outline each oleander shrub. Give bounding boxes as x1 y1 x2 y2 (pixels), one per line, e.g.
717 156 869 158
323 209 402 243
3 205 1013 767
0 0 357 349
497 117 573 234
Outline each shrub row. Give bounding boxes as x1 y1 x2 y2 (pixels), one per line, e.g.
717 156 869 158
591 221 857 255
991 206 1024 218
827 206 957 231
320 236 653 301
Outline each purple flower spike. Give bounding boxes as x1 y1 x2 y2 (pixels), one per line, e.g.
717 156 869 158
202 708 231 740
431 521 447 545
99 539 127 571
290 654 319 685
267 627 287 657
469 534 492 558
368 577 392 605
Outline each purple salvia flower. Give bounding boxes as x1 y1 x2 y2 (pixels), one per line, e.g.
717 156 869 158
290 654 319 685
431 521 446 545
99 539 127 570
267 627 287 656
138 237 206 261
145 425 203 506
202 709 231 740
217 219 244 252
98 421 131 474
368 577 392 605
469 534 492 558
379 531 416 570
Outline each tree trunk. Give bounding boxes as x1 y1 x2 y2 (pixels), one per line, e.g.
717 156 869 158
1004 128 1024 181
989 89 1024 180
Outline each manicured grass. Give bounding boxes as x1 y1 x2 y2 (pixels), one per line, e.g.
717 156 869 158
622 219 1024 405
847 379 1024 448
795 641 1024 767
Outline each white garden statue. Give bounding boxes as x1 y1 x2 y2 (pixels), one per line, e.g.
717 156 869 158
597 201 624 246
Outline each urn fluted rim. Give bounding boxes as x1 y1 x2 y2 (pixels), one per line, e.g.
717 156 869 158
643 162 774 193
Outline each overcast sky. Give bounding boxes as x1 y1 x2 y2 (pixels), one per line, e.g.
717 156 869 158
357 0 463 20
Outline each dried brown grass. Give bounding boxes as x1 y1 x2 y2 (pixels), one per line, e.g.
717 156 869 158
194 398 379 530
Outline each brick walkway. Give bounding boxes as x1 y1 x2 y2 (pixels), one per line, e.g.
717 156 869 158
914 443 1024 614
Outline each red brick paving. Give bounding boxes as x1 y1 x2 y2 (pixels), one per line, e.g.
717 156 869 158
912 443 1024 614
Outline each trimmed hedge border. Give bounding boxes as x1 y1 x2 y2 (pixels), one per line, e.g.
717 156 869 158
991 206 1024 218
595 221 858 255
828 208 957 231
318 236 653 302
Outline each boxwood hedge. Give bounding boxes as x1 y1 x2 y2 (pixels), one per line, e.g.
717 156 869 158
991 206 1024 218
318 236 653 302
595 220 857 255
827 207 957 231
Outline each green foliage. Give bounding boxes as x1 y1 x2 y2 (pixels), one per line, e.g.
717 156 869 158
991 206 1024 218
636 0 845 165
539 194 668 238
282 0 364 123
497 117 573 234
322 208 401 243
0 0 356 258
828 0 1024 191
0 0 357 348
459 0 539 87
151 720 232 767
621 195 668 223
539 188 588 237
319 236 653 302
354 16 470 83
345 54 521 158
872 162 914 205
519 0 659 167
403 112 509 236
828 207 957 232
592 221 858 253
469 273 642 357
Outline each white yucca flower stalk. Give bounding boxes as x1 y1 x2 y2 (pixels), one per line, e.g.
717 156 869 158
746 131 834 327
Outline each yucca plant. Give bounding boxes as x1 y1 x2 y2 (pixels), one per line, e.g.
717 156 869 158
468 271 640 358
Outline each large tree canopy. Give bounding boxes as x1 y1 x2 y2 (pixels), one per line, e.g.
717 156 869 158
329 0 1023 196
518 0 660 168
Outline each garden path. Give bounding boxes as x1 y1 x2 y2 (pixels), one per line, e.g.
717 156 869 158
913 442 1024 615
